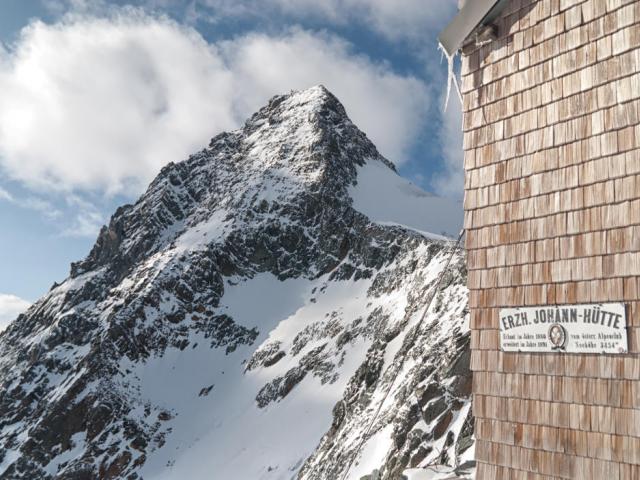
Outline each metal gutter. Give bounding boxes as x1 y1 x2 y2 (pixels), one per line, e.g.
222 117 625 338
438 0 510 57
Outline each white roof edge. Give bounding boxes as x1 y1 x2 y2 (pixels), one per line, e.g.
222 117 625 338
438 0 508 57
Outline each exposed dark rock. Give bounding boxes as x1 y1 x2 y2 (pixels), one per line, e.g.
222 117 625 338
0 86 469 480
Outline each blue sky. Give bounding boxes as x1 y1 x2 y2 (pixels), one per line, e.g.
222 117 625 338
0 0 463 320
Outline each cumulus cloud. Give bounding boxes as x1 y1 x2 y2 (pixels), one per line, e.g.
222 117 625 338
0 13 236 194
0 13 431 194
0 294 30 331
347 0 457 41
222 30 430 166
196 0 457 42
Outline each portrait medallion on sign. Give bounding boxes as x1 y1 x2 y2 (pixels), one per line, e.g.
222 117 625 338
548 323 567 350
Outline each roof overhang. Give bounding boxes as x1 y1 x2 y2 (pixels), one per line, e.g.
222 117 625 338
438 0 510 57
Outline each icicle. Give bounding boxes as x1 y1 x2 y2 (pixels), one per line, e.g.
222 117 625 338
438 43 463 112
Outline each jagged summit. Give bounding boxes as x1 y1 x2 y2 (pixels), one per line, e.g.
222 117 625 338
245 85 353 129
246 84 347 123
215 84 396 176
72 85 460 282
71 86 397 280
0 88 469 480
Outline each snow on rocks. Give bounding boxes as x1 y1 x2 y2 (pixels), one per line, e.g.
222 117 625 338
0 85 471 479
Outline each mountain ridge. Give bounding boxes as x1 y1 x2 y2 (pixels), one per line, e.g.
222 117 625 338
0 86 470 480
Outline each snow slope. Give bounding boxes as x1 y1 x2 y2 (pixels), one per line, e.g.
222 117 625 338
0 86 471 480
349 160 462 239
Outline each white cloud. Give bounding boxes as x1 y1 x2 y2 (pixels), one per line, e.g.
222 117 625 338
22 197 64 219
338 0 456 41
222 30 430 165
0 294 30 331
0 187 13 202
432 94 464 199
0 185 64 218
0 12 236 194
196 0 457 42
0 184 101 236
62 209 104 237
0 13 431 195
61 194 105 237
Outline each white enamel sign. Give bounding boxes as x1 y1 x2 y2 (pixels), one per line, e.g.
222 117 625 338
499 303 628 354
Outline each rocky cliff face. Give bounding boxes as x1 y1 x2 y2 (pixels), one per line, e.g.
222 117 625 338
0 86 471 480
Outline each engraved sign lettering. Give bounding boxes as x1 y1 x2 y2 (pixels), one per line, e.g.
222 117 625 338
499 303 627 354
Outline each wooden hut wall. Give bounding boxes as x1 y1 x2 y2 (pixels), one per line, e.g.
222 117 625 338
461 0 640 478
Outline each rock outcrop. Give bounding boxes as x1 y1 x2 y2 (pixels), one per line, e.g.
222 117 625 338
0 86 470 479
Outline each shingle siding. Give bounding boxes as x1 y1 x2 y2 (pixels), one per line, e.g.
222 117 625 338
461 0 640 477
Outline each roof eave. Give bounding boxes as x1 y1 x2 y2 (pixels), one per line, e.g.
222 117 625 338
438 0 510 57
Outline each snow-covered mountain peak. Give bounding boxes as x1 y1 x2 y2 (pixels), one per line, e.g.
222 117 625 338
235 84 395 180
247 84 346 123
244 84 351 132
70 86 410 281
0 88 470 480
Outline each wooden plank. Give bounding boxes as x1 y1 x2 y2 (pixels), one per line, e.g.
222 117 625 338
464 1 640 477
